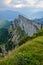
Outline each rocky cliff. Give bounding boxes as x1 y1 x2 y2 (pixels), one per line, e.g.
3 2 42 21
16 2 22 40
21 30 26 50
8 15 43 46
12 15 43 36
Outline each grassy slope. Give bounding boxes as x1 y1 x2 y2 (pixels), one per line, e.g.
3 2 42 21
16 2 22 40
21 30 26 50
0 36 43 65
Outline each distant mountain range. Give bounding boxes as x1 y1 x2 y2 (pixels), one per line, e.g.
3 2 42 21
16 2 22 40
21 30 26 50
34 18 43 24
0 10 43 20
0 10 20 20
32 11 43 19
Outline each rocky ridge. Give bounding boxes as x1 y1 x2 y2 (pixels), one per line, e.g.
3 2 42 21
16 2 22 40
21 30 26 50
10 15 43 36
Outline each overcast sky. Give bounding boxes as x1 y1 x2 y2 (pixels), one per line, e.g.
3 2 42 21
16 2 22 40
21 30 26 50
0 0 43 18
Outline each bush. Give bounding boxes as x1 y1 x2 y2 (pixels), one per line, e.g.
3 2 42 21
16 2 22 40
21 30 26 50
18 36 31 46
5 40 15 52
32 28 43 38
0 28 10 44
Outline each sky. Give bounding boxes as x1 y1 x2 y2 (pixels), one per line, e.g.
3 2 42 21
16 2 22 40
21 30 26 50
0 0 43 18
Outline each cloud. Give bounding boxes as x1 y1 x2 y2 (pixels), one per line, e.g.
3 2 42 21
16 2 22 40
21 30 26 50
0 0 11 5
13 4 25 8
25 0 36 5
9 0 36 8
36 1 43 8
4 0 11 4
0 0 43 10
9 0 43 8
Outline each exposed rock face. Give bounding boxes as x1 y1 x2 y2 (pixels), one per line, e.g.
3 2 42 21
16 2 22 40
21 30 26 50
13 15 43 36
8 15 43 44
8 15 43 48
8 24 27 46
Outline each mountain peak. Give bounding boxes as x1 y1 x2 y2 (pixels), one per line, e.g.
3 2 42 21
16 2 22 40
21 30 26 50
13 15 43 36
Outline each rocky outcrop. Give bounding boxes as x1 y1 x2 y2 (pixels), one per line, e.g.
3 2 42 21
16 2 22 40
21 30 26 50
8 15 43 46
13 15 43 36
7 15 43 50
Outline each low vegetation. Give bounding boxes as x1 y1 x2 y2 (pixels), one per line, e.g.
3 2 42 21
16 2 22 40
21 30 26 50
33 28 43 38
0 36 43 65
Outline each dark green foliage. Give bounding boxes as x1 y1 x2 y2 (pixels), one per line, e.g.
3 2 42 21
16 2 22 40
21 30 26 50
0 47 2 53
33 28 43 38
5 39 16 52
0 28 10 44
18 36 31 46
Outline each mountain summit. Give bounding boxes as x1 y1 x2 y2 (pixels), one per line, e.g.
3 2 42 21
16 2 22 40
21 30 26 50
9 15 43 36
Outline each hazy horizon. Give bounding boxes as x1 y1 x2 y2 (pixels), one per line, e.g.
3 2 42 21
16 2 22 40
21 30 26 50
0 0 43 20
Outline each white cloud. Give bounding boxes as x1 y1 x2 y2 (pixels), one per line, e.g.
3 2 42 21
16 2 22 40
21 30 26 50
8 4 25 8
25 0 43 8
4 0 11 4
13 4 25 8
8 0 36 8
0 0 43 9
36 1 43 8
26 0 36 4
